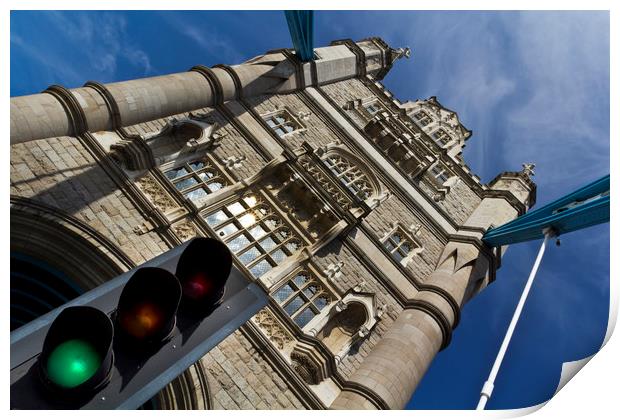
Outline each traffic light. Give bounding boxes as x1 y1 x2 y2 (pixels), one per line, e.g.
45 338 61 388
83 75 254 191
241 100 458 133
10 237 268 409
39 306 114 402
116 267 181 346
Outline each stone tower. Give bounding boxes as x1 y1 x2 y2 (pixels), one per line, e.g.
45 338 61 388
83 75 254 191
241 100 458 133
10 37 535 409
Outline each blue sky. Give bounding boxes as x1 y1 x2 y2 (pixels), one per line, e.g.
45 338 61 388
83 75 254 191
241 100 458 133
10 10 610 410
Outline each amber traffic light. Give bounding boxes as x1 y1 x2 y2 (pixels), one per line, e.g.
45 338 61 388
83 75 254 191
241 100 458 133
116 267 181 346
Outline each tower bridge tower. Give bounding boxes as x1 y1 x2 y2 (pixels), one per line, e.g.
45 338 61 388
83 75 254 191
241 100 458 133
10 36 535 409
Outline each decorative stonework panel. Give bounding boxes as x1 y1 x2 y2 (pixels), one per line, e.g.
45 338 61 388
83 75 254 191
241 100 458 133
172 219 199 242
252 308 295 350
136 173 178 214
298 155 353 211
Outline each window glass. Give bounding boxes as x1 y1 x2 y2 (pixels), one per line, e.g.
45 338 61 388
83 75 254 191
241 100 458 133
413 110 433 127
164 159 227 203
271 271 332 329
365 103 382 115
383 228 416 265
432 129 452 147
204 194 302 279
263 111 301 137
322 154 373 200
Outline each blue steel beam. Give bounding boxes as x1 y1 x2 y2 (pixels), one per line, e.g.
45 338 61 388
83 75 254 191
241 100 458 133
284 11 314 62
483 174 609 247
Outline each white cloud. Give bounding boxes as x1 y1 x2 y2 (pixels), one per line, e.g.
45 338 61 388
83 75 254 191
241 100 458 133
37 11 155 81
10 32 83 87
499 12 609 189
160 13 245 65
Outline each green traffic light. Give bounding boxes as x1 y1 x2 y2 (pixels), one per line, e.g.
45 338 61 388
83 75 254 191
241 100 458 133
46 339 101 388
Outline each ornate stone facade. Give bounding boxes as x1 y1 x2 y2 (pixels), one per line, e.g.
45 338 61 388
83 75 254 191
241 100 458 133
10 36 535 409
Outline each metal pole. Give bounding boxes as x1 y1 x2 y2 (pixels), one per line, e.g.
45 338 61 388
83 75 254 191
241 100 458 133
477 230 554 410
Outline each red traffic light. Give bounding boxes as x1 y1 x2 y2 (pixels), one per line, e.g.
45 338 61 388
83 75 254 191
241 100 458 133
176 238 232 311
116 267 181 345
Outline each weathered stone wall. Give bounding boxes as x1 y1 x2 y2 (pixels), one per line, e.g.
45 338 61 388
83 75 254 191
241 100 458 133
364 195 445 282
201 330 305 409
123 108 268 182
321 78 377 108
312 239 401 380
10 136 170 264
245 93 344 151
418 177 482 226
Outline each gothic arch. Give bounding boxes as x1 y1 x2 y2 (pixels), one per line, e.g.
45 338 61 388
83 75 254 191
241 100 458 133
317 145 385 203
10 196 134 293
153 362 213 409
317 301 368 355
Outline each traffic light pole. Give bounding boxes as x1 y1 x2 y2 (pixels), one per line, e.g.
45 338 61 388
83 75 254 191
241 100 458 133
477 229 554 410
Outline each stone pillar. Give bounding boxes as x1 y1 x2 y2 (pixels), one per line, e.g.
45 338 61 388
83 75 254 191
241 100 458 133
330 241 486 409
10 38 410 145
330 168 536 409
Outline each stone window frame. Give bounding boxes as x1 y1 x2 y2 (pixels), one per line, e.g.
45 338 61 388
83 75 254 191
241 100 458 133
342 96 388 121
322 154 374 201
413 110 433 127
316 145 386 207
379 222 423 267
429 163 451 185
160 155 230 207
202 191 305 279
425 161 460 201
431 128 453 148
261 108 306 139
358 98 387 120
364 102 383 116
271 268 336 329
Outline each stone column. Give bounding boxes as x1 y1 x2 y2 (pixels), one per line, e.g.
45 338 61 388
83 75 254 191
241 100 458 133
10 37 409 145
330 169 536 409
330 241 487 409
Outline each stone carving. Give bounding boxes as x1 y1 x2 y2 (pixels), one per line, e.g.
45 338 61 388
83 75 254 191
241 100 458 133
222 155 246 169
410 223 422 236
390 47 411 61
172 220 199 242
353 280 368 293
521 163 536 177
112 116 224 172
253 308 294 350
291 352 321 385
136 173 178 213
296 111 312 121
324 262 344 281
298 155 353 211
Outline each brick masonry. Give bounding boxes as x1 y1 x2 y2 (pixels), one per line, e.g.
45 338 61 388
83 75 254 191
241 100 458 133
123 107 268 182
201 330 305 409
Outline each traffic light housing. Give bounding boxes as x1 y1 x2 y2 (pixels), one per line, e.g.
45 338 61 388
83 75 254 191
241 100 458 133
38 306 114 403
10 237 268 409
116 267 181 346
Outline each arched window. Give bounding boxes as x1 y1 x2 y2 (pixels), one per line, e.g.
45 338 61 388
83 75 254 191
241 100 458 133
380 223 423 267
383 231 414 264
323 153 375 200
